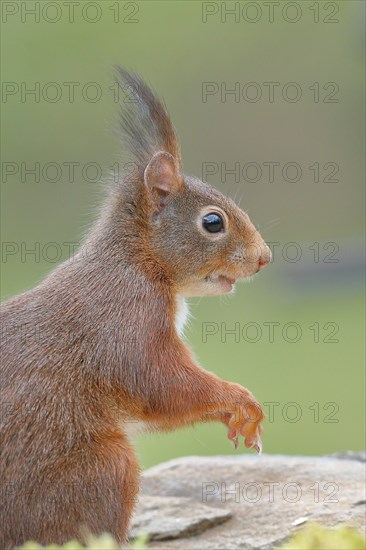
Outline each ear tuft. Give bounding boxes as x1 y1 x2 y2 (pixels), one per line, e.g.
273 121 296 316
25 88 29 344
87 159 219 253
144 151 183 209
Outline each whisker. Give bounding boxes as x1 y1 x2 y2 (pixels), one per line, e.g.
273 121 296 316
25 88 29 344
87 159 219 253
260 218 282 232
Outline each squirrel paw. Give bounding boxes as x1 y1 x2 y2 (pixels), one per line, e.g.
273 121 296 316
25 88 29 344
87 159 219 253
227 424 263 453
226 401 264 453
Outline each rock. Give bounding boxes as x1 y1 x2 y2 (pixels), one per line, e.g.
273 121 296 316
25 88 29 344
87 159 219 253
331 450 366 463
130 496 232 541
129 454 366 549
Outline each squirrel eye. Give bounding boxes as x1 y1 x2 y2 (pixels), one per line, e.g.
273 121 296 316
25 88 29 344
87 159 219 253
202 213 224 233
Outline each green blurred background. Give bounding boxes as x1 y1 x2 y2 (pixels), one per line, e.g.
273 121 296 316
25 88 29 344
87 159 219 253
1 1 365 469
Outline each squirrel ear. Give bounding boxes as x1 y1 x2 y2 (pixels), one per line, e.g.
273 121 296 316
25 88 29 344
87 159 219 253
144 151 183 209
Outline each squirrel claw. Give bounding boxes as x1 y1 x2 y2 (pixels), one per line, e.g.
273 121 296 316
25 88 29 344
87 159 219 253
246 437 263 454
227 427 239 449
252 439 263 454
227 405 264 453
228 428 262 453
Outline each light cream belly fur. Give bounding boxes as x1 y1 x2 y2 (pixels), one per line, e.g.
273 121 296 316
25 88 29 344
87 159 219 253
174 295 190 337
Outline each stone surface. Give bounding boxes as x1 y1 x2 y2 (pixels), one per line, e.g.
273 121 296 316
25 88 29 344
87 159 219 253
331 450 366 462
129 454 366 549
130 496 232 540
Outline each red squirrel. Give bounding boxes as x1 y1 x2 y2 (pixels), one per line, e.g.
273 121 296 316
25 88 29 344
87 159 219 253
0 68 271 548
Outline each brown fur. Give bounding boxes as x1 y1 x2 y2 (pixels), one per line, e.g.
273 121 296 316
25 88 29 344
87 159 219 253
0 69 270 548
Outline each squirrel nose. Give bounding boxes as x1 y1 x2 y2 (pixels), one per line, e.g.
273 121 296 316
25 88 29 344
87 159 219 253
258 246 272 270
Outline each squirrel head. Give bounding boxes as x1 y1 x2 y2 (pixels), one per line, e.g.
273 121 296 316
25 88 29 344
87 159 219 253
113 68 271 297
